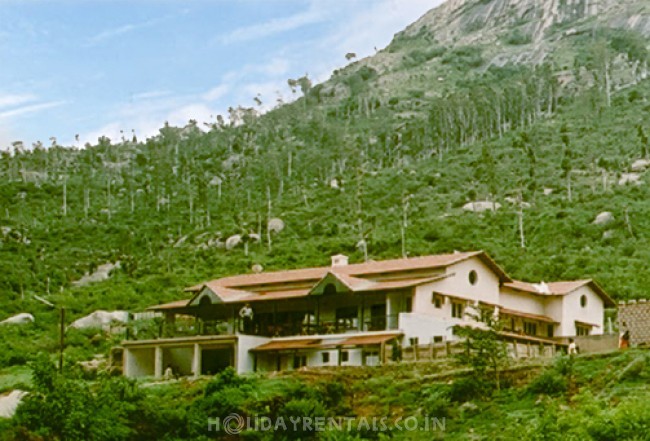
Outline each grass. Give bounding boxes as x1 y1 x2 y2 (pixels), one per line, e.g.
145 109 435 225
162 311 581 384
0 366 32 394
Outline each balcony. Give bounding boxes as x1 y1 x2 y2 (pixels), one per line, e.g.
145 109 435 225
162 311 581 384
125 314 401 341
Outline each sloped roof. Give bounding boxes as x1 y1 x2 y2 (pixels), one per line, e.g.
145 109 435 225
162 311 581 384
250 338 323 352
339 333 402 346
148 251 514 311
186 251 501 292
504 279 615 307
499 308 557 324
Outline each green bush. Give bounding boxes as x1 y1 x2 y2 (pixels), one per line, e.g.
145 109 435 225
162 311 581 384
448 376 492 402
505 29 532 45
528 370 568 396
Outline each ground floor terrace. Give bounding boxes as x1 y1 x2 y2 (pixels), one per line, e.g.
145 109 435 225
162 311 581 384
120 331 403 378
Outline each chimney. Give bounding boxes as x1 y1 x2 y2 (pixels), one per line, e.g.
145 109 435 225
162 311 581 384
331 254 349 267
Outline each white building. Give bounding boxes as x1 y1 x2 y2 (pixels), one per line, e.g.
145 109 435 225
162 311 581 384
121 251 614 377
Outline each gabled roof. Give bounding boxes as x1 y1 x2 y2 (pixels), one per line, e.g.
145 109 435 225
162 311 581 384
148 251 511 311
504 279 616 307
185 251 505 293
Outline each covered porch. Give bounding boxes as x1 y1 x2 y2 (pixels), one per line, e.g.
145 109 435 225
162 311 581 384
146 286 414 339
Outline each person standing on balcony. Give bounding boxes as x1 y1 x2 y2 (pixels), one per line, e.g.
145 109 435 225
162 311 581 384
239 303 254 333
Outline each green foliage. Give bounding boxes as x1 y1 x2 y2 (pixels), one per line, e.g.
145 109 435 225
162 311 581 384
441 46 484 69
453 306 509 393
527 369 568 396
11 354 145 441
402 47 447 67
504 29 532 45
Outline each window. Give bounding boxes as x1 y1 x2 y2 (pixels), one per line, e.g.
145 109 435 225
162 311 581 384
576 325 590 336
405 296 413 313
433 336 444 343
432 293 443 308
524 322 537 336
580 295 587 308
321 352 330 364
409 337 419 346
293 355 307 369
452 301 465 319
547 324 554 338
340 351 349 363
468 270 478 285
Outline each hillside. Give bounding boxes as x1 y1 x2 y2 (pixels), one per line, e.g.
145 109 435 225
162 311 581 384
3 350 650 440
1 0 650 365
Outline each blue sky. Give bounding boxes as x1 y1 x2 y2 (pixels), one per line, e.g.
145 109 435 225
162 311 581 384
0 0 441 148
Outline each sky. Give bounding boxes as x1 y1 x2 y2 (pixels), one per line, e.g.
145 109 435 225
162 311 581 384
0 0 442 149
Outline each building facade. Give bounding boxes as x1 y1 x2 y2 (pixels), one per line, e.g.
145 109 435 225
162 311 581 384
120 251 615 378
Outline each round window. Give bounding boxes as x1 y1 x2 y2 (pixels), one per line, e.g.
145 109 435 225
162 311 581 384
580 295 587 308
469 270 478 285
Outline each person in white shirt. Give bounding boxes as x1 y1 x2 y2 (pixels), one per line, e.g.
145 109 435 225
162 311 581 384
568 338 578 355
239 303 254 333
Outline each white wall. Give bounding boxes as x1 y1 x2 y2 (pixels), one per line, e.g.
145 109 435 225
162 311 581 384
414 256 501 317
500 288 546 315
561 286 605 336
398 312 459 344
237 335 270 373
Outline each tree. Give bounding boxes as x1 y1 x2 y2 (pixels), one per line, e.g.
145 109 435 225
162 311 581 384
454 305 509 392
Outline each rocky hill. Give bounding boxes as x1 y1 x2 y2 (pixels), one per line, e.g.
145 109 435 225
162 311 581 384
1 0 650 365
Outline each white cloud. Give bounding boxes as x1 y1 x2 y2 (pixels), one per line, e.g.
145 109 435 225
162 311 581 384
0 100 66 120
0 93 37 109
131 90 171 101
217 1 329 45
203 84 230 102
86 12 180 46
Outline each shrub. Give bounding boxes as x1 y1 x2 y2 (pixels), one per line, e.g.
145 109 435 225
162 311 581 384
505 29 532 45
448 376 492 402
528 370 568 396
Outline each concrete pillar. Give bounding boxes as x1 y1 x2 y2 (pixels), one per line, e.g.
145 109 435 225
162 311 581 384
154 346 163 378
123 349 132 377
192 343 202 378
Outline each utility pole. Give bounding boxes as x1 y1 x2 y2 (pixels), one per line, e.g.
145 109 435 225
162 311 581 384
34 294 65 373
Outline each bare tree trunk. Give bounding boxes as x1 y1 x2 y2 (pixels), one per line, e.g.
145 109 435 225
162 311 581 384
266 186 272 251
84 188 89 219
518 208 526 248
625 207 634 237
62 176 67 217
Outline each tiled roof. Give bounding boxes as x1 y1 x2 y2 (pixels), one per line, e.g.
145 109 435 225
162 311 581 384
504 279 616 307
499 308 557 324
339 333 402 346
250 338 323 352
187 251 488 292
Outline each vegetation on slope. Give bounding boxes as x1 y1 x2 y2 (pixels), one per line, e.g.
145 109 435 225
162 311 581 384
0 24 649 368
2 350 650 440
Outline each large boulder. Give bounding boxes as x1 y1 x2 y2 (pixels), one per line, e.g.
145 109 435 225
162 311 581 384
0 390 28 418
462 201 501 213
593 212 615 225
225 235 241 250
630 159 650 172
267 218 285 233
0 313 34 325
70 310 129 330
619 173 642 186
72 262 120 287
